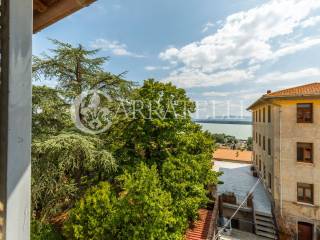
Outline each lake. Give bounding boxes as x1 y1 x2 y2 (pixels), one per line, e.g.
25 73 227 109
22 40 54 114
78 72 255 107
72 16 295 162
199 123 252 140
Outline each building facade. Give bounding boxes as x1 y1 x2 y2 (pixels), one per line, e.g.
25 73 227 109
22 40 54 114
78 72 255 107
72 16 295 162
248 83 320 240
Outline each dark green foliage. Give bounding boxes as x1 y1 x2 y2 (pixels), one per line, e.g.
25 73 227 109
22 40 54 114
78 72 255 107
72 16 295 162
114 163 179 240
31 40 220 239
247 136 253 150
111 79 196 168
63 182 117 240
32 85 72 138
64 164 181 240
31 220 63 240
32 133 117 221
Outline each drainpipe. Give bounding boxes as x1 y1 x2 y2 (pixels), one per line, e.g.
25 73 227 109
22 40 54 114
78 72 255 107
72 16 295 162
271 103 283 217
277 104 283 217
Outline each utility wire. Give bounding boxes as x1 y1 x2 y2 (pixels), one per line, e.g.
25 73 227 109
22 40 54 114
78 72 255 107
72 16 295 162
213 177 262 240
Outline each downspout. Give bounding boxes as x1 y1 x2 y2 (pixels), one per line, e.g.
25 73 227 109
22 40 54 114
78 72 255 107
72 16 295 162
271 102 283 217
279 106 283 217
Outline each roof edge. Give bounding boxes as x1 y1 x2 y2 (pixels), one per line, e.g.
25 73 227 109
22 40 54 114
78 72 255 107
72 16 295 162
247 94 320 110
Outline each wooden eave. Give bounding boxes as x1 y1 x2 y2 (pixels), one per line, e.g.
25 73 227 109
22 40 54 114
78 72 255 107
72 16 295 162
33 0 96 33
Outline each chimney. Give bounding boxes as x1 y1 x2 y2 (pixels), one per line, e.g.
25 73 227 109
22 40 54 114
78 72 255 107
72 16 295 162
267 90 272 94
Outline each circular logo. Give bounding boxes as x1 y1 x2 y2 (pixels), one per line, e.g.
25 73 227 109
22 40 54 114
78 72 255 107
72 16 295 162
72 90 113 134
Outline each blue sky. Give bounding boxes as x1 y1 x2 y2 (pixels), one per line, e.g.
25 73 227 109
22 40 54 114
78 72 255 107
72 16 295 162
33 0 320 117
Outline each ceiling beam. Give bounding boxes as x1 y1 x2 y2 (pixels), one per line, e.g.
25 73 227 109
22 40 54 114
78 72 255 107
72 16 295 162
33 0 96 33
34 0 48 13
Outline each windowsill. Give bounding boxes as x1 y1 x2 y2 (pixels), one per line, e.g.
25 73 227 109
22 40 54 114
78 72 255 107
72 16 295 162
294 201 317 208
296 161 314 166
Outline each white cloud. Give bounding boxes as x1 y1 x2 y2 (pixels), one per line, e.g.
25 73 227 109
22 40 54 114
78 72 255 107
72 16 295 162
202 89 264 100
91 39 145 58
301 15 320 28
160 0 320 74
257 68 320 83
202 91 230 97
273 36 320 59
145 66 171 71
202 22 215 33
162 68 255 88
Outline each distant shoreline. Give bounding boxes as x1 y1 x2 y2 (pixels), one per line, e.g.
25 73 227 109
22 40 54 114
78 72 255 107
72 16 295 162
194 120 252 125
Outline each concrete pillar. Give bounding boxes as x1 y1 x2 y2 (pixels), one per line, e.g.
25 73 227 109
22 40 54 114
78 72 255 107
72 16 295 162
0 0 33 239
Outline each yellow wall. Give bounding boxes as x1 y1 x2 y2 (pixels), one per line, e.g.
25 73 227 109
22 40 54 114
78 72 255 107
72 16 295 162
252 98 320 234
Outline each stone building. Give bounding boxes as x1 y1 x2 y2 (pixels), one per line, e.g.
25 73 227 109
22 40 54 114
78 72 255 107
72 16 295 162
248 82 320 240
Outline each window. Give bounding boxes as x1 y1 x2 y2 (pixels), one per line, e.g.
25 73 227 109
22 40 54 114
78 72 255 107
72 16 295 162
268 138 271 155
263 164 266 179
259 109 261 122
256 132 258 143
297 143 313 163
259 158 261 171
297 183 313 204
263 107 266 122
268 105 271 123
256 111 258 122
256 154 258 165
263 136 266 150
297 103 313 123
259 134 261 146
268 173 272 189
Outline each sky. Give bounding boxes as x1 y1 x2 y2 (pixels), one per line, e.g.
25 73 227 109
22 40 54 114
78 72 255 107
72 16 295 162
33 0 320 118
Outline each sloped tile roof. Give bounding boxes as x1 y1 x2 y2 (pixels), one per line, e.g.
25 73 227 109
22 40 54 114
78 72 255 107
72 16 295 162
213 149 252 163
185 209 213 240
247 82 320 109
267 82 320 97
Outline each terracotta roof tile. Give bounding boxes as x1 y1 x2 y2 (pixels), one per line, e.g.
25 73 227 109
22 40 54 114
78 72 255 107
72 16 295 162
267 82 320 97
247 82 320 109
185 209 213 240
213 148 252 163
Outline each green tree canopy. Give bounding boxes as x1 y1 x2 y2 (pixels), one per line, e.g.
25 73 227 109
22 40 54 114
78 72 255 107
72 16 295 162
64 163 180 240
32 133 117 221
32 85 72 138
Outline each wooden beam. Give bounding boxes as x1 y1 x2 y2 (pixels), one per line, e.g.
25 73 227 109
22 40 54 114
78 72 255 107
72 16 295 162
34 0 48 13
33 0 96 33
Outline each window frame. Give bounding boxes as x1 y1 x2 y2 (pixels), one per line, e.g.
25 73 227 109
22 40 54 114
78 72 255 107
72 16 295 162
268 138 271 155
259 134 261 146
297 142 313 163
297 103 313 123
297 183 314 204
259 109 261 122
268 172 272 189
267 105 271 123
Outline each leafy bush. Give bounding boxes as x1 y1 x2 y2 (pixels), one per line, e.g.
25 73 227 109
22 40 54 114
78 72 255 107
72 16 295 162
63 182 116 240
31 220 63 240
64 163 182 240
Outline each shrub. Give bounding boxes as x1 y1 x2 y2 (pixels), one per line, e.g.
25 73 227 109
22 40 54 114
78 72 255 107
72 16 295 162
31 220 63 240
63 182 116 240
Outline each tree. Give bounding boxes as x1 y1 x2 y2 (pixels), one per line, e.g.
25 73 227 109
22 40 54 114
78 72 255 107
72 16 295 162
32 133 117 221
111 79 196 169
246 137 253 151
161 129 220 231
33 39 133 102
32 85 72 138
114 163 179 240
64 163 180 240
63 182 117 240
33 39 107 98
